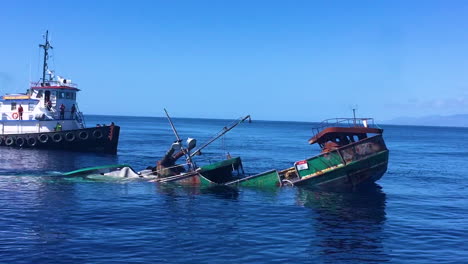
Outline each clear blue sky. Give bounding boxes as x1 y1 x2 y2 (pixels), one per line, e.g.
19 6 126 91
1 0 467 121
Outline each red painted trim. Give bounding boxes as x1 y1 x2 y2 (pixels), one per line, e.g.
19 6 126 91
309 127 383 144
31 86 80 91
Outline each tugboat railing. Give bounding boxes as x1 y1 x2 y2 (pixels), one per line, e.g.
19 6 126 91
311 117 380 136
30 80 78 88
74 103 86 128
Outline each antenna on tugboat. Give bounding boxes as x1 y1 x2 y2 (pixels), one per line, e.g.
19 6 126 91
39 30 53 85
163 109 196 168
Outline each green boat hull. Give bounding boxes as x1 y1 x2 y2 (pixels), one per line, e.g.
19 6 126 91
158 158 242 186
198 157 244 184
226 170 282 187
289 135 389 189
293 150 389 189
166 158 282 188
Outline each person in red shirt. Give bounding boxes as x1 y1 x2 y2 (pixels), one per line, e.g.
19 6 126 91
18 104 24 120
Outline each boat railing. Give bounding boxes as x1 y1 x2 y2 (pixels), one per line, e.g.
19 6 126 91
74 103 86 128
30 80 78 88
36 106 74 120
311 117 380 136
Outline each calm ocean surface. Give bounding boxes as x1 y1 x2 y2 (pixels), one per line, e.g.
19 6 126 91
0 115 467 263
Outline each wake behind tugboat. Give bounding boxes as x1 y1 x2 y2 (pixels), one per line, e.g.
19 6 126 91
0 31 120 154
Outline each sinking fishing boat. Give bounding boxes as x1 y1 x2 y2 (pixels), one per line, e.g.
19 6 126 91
63 116 388 190
62 111 281 186
0 31 120 154
279 117 389 189
62 157 283 187
142 110 280 186
156 157 282 187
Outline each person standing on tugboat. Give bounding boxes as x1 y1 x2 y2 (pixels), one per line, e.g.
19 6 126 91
59 104 65 119
18 104 23 120
70 104 76 119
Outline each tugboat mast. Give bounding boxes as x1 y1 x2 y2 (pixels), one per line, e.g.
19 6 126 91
39 30 53 85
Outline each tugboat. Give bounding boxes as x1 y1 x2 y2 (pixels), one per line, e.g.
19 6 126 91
0 31 120 154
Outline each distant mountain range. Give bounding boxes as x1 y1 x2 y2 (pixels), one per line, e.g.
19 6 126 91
382 114 468 128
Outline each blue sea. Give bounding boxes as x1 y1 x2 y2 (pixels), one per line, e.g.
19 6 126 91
0 115 467 263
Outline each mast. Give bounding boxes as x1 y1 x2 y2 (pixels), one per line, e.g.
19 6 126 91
163 109 196 168
39 30 53 85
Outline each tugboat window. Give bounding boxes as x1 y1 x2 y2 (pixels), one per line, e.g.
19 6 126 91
28 103 35 111
11 102 17 110
58 92 65 99
66 92 71 99
36 90 43 98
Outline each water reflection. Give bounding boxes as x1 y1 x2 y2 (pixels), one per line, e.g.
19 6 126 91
296 184 390 262
0 174 80 263
155 184 240 200
0 148 118 175
200 185 240 200
30 182 79 263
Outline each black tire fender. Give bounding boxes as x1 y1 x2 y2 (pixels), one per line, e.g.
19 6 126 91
5 137 15 146
65 132 76 142
52 133 63 143
39 134 49 144
79 131 89 140
93 129 103 139
27 137 37 147
16 137 25 147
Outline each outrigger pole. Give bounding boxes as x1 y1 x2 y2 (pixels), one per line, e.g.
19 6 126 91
190 115 251 158
163 109 196 168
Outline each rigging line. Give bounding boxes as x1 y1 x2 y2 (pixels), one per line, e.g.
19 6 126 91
51 48 55 73
37 46 41 82
190 115 250 158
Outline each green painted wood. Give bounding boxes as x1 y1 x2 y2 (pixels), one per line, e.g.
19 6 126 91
294 150 389 188
199 157 242 172
198 174 216 186
166 158 242 186
198 157 243 184
226 170 281 187
296 151 343 178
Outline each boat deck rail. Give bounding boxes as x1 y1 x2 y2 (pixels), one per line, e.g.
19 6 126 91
30 80 78 88
311 118 380 137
